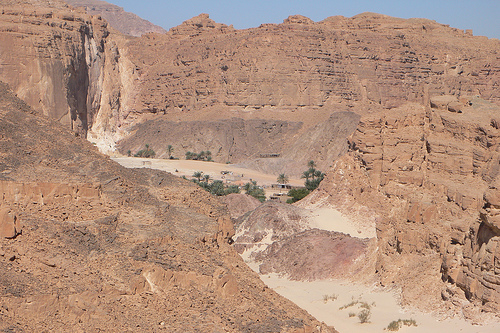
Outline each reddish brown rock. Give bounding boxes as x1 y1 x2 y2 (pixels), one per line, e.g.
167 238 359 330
0 208 19 238
220 193 262 220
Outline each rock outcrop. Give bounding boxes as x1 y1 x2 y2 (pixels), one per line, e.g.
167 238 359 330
120 12 500 118
232 201 375 281
64 0 167 36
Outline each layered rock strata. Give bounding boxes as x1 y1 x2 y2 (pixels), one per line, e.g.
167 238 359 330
304 97 500 316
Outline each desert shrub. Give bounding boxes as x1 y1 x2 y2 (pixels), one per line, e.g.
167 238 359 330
339 300 359 310
134 144 155 158
359 302 371 310
348 312 356 318
386 318 417 331
387 320 401 331
322 294 337 303
402 319 417 327
358 309 371 324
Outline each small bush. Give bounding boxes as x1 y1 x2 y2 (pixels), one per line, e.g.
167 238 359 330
339 300 359 310
348 312 356 318
387 320 401 331
322 294 337 303
358 309 371 324
386 319 417 331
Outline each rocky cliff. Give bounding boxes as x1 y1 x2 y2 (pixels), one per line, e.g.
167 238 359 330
2 5 499 165
300 97 500 318
121 13 500 115
112 12 500 172
0 0 133 150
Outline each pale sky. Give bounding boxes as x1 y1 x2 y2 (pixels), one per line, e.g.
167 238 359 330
108 0 499 39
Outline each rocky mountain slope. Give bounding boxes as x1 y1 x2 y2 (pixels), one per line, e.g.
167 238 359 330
0 81 333 332
63 0 167 36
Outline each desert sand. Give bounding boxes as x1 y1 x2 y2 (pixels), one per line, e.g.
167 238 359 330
116 157 500 333
112 157 303 187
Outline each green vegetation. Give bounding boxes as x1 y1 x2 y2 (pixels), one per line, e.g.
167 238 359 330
190 171 241 196
276 173 289 185
386 319 417 331
301 160 325 191
134 144 156 158
167 144 174 159
185 150 213 161
285 160 325 204
286 188 310 203
244 180 266 202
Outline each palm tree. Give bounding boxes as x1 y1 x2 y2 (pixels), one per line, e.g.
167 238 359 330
277 173 289 194
308 160 316 169
277 173 289 185
301 170 311 181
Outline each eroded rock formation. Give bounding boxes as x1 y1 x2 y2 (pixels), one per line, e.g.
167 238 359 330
302 97 500 317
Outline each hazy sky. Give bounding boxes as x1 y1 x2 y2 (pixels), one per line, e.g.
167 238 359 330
108 0 499 39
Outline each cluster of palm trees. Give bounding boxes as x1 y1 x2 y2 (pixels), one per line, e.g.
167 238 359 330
301 160 325 191
133 144 156 158
191 171 240 196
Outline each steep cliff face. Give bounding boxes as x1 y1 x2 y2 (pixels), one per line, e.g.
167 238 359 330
2 7 499 161
0 0 131 147
121 13 500 118
306 97 500 316
116 111 359 176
